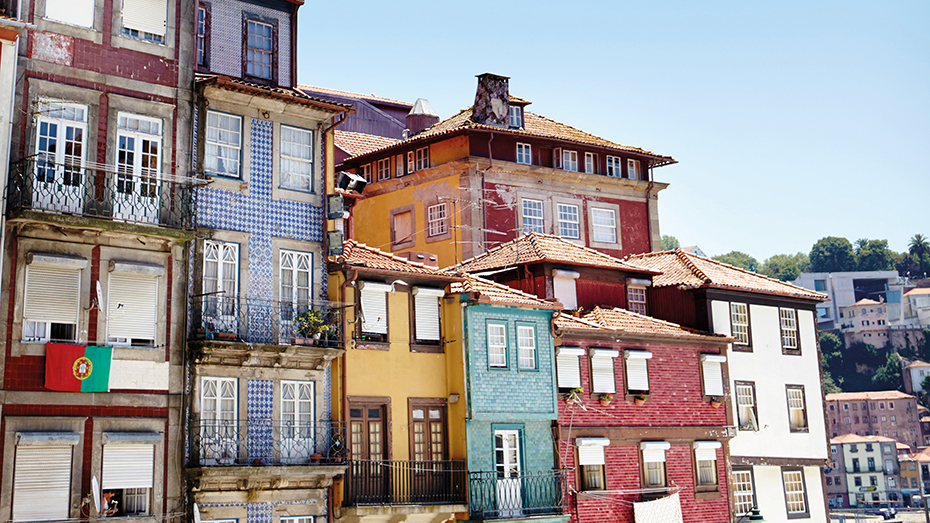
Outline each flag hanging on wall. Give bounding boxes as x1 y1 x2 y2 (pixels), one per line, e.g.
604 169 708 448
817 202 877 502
45 343 113 392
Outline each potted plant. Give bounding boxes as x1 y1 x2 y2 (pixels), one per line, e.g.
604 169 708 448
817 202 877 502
216 327 236 340
710 397 723 409
633 394 648 406
599 393 612 406
565 388 584 405
293 309 331 345
571 307 584 318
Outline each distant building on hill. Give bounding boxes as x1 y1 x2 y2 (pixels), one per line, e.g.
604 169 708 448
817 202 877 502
825 391 921 450
794 270 904 330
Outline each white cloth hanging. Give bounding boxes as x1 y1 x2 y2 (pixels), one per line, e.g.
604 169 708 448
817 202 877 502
633 492 683 523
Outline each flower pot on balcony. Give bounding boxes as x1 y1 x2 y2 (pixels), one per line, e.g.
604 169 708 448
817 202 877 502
633 396 647 406
291 337 313 346
310 454 322 464
217 332 236 340
710 399 723 409
599 394 612 406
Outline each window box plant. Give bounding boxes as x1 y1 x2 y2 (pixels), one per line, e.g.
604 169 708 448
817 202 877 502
565 388 584 405
633 394 647 406
599 393 612 406
293 309 333 346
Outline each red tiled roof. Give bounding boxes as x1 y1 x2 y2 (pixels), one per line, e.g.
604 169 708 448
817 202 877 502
905 361 930 369
555 307 731 342
905 288 930 296
334 131 399 157
341 106 674 165
626 249 827 301
826 391 916 401
337 240 447 275
297 85 412 107
451 233 657 274
450 276 561 309
849 298 882 306
831 434 896 444
197 75 354 113
509 94 531 105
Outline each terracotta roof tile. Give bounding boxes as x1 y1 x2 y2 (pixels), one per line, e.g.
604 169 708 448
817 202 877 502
905 361 930 369
826 390 916 401
337 240 447 275
905 288 930 296
297 85 412 107
334 131 399 157
450 276 561 309
197 75 354 112
554 307 731 342
831 434 896 444
850 298 882 306
451 233 657 274
509 94 531 105
626 249 827 301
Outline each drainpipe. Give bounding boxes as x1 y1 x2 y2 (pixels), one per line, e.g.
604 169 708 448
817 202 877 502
290 6 298 87
340 269 358 430
645 163 655 252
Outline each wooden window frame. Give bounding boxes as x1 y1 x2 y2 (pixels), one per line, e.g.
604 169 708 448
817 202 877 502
556 202 580 240
735 381 758 431
729 302 752 352
415 146 430 171
692 443 720 499
606 155 622 178
390 204 417 250
562 150 578 172
196 2 211 71
407 398 448 462
358 163 372 183
781 466 810 519
627 286 647 315
732 466 758 517
575 439 608 492
406 151 415 174
347 396 392 460
376 158 391 181
786 384 809 433
584 152 597 174
241 13 278 86
409 287 443 353
356 283 389 346
780 308 801 355
520 198 545 234
426 202 448 238
627 158 641 180
515 323 538 371
509 106 523 128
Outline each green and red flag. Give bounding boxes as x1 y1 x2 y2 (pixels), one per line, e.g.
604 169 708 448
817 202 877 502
45 343 113 392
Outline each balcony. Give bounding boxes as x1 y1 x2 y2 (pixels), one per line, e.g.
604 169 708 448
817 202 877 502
188 420 346 467
7 158 195 231
343 460 467 506
468 469 567 520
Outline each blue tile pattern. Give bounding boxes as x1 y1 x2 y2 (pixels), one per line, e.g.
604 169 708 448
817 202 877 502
209 0 292 87
247 503 272 523
247 379 274 459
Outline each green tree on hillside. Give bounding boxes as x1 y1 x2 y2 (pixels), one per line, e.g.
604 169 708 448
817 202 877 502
761 254 801 281
909 234 930 276
855 239 895 271
712 251 759 272
810 237 856 272
872 352 902 391
661 235 680 251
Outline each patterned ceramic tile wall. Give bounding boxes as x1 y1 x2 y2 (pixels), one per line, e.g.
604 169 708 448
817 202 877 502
247 379 274 459
208 0 292 87
246 503 272 523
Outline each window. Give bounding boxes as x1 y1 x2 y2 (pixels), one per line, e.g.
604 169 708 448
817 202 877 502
517 325 537 370
844 417 850 424
196 6 209 66
102 436 157 516
202 240 239 333
732 468 755 516
280 381 314 463
199 376 237 464
640 442 670 488
867 457 875 471
12 434 79 521
509 106 522 128
391 207 415 249
395 154 404 177
780 308 800 354
409 400 447 461
831 445 836 454
881 416 886 422
358 163 372 183
280 125 314 191
627 286 647 315
865 443 873 452
488 323 507 368
624 350 652 395
786 385 808 432
700 354 726 398
693 441 720 490
557 203 580 239
606 156 622 177
735 381 758 431
115 113 161 222
521 198 544 233
359 282 390 342
204 111 241 177
107 263 163 347
562 150 578 172
121 0 167 43
782 468 808 518
376 158 391 181
869 475 877 486
34 101 88 214
415 147 429 171
427 203 448 238
406 151 415 174
590 349 618 394
245 19 274 80
45 0 93 27
281 517 315 523
854 473 861 484
814 279 827 291
556 347 585 389
627 159 641 180
577 438 608 490
516 143 531 165
22 255 87 342
730 302 750 348
412 287 443 345
584 152 596 174
280 250 312 338
590 208 617 244
349 401 387 461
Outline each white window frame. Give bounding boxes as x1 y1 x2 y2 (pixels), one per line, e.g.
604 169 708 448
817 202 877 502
590 349 619 393
12 442 76 521
245 19 273 79
199 376 238 465
584 152 596 174
517 324 536 370
102 440 156 516
780 308 799 352
358 163 372 183
23 257 85 343
279 250 313 338
106 265 162 347
521 198 544 234
488 323 507 368
196 6 206 65
376 158 391 181
627 159 641 180
627 286 647 315
693 441 720 487
280 125 314 192
116 113 162 222
280 517 316 523
782 469 807 516
606 155 622 177
640 441 670 488
576 438 608 491
624 350 652 394
516 143 531 165
556 203 580 240
556 347 585 389
359 282 390 337
427 203 448 237
406 151 415 173
412 287 443 343
590 208 617 245
787 385 808 431
121 0 168 43
736 382 758 431
509 106 522 128
34 101 88 210
202 240 239 330
700 354 726 398
415 147 429 171
732 468 755 516
562 150 578 172
280 380 315 452
730 302 750 346
204 111 242 178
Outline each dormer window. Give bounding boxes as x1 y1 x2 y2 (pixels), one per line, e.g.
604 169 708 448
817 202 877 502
509 106 522 128
244 16 276 82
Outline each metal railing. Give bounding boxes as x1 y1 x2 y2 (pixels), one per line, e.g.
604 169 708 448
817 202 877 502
189 296 344 349
344 460 467 506
468 469 567 520
188 421 346 467
7 158 195 230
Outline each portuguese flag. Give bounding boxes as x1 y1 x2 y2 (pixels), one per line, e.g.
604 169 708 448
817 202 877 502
45 343 113 392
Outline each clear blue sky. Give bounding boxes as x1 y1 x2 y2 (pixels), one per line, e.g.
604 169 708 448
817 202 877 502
298 1 929 262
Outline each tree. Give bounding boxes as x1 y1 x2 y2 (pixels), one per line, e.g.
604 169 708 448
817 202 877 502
793 252 811 273
810 237 856 273
712 251 759 272
855 239 895 272
823 371 842 394
895 252 921 278
921 374 930 395
872 352 902 391
760 254 801 282
661 235 680 251
910 234 930 259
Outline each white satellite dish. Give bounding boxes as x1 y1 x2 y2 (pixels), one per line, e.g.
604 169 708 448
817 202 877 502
193 503 202 523
92 475 101 514
96 281 104 310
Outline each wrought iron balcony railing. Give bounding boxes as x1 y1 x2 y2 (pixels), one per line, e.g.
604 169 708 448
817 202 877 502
188 420 346 467
7 158 195 230
344 460 467 507
468 469 567 520
190 296 344 349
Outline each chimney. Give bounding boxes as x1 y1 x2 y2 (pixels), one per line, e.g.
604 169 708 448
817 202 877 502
473 73 510 127
405 98 440 136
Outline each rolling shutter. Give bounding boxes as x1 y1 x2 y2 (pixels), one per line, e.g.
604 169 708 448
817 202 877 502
590 349 619 393
693 440 721 462
413 287 443 341
122 0 167 36
102 444 155 489
701 354 726 397
360 282 389 334
640 441 670 463
624 350 652 392
577 438 609 466
13 445 73 521
24 266 81 324
108 272 159 342
556 347 585 388
552 269 579 310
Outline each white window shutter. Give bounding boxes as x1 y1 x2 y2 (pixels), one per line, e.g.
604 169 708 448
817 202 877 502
556 347 585 389
122 0 167 36
360 282 390 334
640 441 670 463
413 287 443 341
46 0 94 27
553 147 562 169
108 273 158 342
25 266 81 324
13 446 73 521
102 444 154 489
624 350 652 392
576 438 608 466
590 349 619 393
701 354 726 397
552 269 579 310
693 440 721 462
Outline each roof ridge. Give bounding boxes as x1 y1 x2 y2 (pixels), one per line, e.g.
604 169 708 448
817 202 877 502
466 274 558 307
524 110 626 149
681 250 825 296
556 312 604 329
675 249 710 283
345 240 436 272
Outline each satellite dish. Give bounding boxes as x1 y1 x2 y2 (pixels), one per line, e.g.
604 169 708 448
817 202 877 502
91 476 101 513
193 503 201 523
96 281 104 310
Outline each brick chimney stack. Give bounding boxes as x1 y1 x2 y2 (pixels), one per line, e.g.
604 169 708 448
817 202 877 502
473 73 510 127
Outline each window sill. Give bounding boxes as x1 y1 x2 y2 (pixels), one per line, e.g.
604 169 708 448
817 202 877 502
694 489 720 500
789 428 810 433
731 345 753 353
355 340 389 351
410 343 442 354
787 513 811 520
